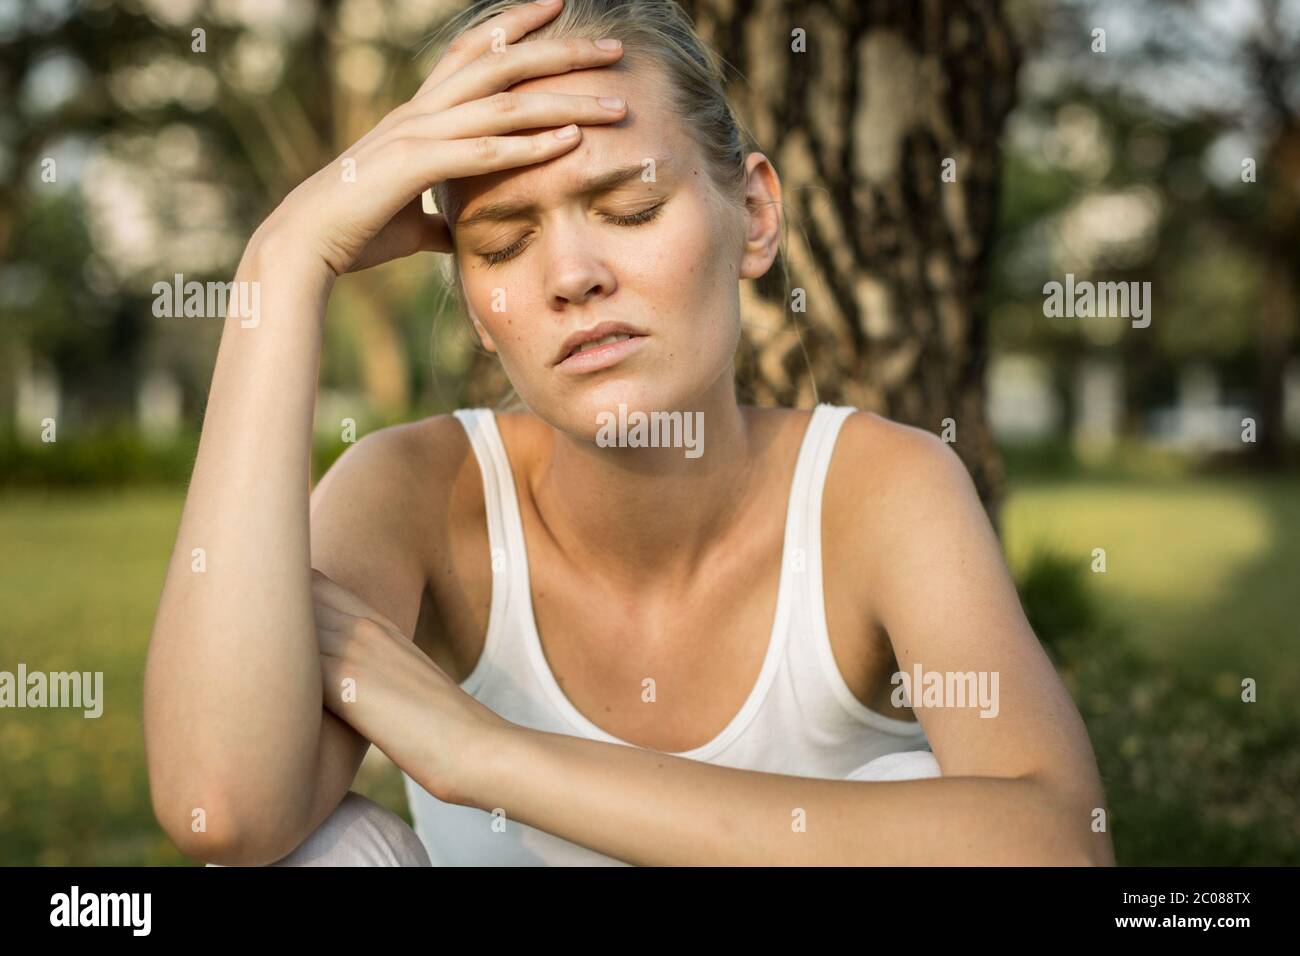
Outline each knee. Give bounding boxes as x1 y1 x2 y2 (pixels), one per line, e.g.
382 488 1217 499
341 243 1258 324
208 792 431 867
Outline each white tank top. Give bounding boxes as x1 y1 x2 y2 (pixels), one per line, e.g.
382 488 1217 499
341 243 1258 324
402 403 933 865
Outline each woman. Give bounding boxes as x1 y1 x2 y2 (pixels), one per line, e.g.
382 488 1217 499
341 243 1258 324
142 0 1113 866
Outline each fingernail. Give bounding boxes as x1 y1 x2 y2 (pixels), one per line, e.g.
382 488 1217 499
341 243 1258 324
534 0 561 7
555 124 579 139
595 38 621 50
598 96 624 110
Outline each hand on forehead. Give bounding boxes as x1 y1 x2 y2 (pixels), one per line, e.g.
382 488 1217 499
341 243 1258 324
443 63 689 231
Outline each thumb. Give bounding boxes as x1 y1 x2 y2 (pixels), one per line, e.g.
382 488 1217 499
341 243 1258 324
420 211 454 255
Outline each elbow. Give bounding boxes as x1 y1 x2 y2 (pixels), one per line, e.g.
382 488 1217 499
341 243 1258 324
1023 834 1111 868
151 780 307 867
1064 845 1111 867
1075 834 1116 867
153 786 246 865
1020 774 1115 867
1055 806 1116 868
144 725 319 866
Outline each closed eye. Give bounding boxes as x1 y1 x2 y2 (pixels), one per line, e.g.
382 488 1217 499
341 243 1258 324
478 201 667 268
602 202 666 227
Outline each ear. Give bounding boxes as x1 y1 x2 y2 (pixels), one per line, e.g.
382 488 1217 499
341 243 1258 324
737 152 782 280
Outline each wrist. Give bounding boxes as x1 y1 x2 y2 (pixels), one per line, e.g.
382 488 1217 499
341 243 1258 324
449 721 536 812
243 220 338 299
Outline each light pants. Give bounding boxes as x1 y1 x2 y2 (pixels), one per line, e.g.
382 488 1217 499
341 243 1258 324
212 750 941 867
206 792 432 867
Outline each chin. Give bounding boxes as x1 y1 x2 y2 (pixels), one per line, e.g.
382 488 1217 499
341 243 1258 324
536 378 701 442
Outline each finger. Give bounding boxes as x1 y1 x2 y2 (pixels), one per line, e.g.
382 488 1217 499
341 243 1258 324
329 124 581 269
345 197 453 273
421 211 454 254
416 0 567 98
319 656 355 714
417 37 624 116
369 124 585 213
309 568 403 634
353 60 616 160
313 600 356 638
393 90 626 144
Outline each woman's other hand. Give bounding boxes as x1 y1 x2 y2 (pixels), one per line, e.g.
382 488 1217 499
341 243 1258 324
311 569 514 806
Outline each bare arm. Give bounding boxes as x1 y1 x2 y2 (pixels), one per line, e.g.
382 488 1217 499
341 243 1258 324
461 730 1100 865
141 239 333 865
142 0 630 866
141 257 426 867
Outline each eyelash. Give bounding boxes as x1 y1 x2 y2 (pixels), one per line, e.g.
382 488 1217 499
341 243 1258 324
479 202 667 267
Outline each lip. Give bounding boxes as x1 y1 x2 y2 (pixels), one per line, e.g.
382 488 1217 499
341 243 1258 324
553 321 649 372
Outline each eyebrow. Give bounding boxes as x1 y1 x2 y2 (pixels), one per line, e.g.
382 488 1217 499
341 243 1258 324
454 155 673 229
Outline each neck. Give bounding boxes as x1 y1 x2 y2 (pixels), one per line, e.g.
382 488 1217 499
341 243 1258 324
528 372 758 591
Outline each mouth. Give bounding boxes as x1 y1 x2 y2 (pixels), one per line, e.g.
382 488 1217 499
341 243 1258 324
554 321 649 372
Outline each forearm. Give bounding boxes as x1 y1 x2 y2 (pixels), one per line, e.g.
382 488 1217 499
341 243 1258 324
144 235 335 846
460 727 1102 866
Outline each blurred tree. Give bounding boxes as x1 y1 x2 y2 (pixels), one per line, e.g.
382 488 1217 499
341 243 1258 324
996 0 1299 467
1173 0 1300 467
0 0 460 427
1104 0 1300 466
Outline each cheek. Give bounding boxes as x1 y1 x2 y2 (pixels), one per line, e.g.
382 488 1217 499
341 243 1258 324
661 201 744 347
463 276 500 321
462 279 533 350
627 199 740 319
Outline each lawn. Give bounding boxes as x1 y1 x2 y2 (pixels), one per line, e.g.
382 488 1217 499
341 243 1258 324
1003 474 1300 702
0 473 1295 864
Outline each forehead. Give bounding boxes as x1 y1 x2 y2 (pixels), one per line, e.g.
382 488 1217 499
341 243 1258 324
444 57 698 223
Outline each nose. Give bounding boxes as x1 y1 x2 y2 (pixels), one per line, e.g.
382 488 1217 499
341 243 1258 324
542 219 618 309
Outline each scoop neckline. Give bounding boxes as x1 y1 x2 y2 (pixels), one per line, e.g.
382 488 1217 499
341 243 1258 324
487 406 826 761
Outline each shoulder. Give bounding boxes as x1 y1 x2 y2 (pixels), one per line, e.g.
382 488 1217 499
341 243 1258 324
830 409 973 504
307 412 492 634
309 412 487 561
312 414 471 509
744 404 971 509
824 408 988 589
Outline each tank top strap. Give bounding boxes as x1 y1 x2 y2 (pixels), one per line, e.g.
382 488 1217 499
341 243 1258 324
451 408 532 692
783 403 857 655
785 404 857 553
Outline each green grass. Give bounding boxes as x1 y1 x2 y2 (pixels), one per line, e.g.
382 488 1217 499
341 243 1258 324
0 486 405 865
0 473 1295 864
1003 474 1300 702
1002 472 1300 864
